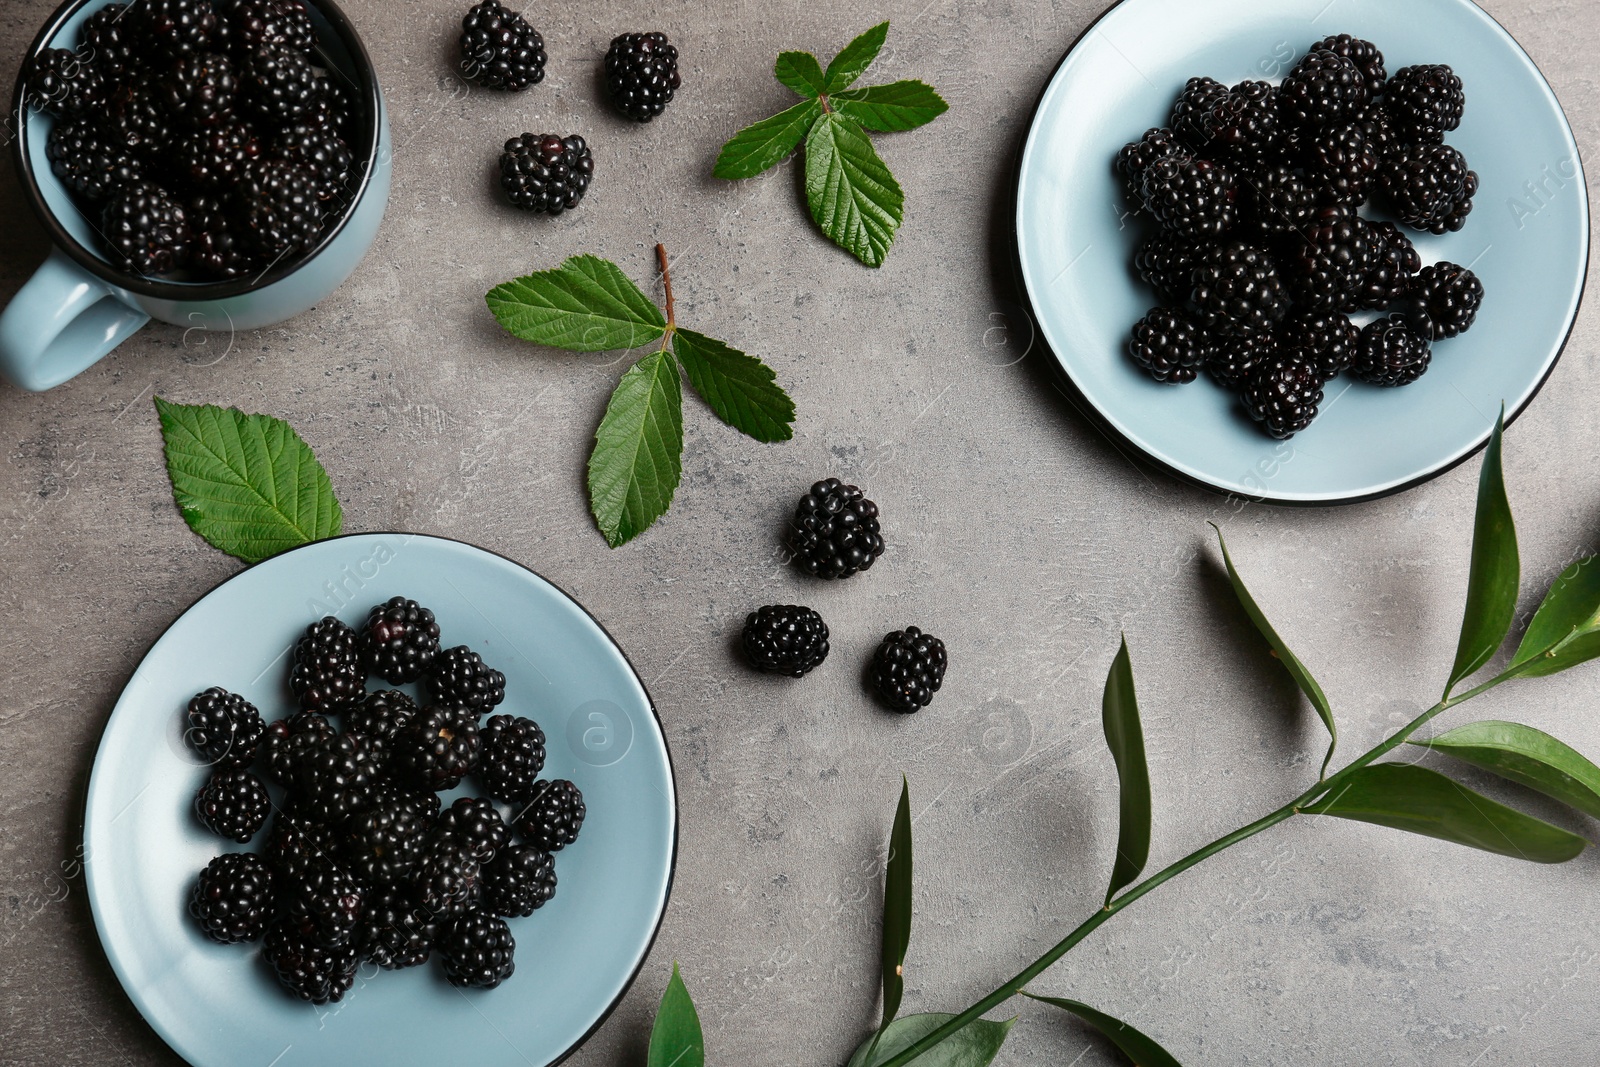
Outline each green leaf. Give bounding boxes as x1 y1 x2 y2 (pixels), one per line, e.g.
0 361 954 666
1020 992 1183 1067
1211 525 1337 776
880 776 913 1030
805 112 904 268
672 328 795 443
486 255 667 353
834 80 949 132
824 22 890 93
647 963 704 1067
1447 410 1520 694
1303 763 1587 863
587 349 683 548
847 1013 1014 1067
775 51 826 97
155 397 342 565
1508 556 1600 678
1411 720 1600 820
1101 637 1150 904
713 100 823 180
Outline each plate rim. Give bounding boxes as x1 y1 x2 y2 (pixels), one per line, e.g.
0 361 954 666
1010 0 1592 506
79 531 680 1067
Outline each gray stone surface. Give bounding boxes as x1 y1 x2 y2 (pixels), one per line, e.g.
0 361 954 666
2 0 1599 1064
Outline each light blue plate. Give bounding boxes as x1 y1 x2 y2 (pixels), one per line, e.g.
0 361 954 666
82 534 677 1067
1015 0 1589 503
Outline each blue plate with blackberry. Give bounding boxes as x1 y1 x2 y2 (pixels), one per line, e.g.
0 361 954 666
1014 0 1588 503
82 534 677 1067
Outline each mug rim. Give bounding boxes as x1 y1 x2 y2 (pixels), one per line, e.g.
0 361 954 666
8 0 383 302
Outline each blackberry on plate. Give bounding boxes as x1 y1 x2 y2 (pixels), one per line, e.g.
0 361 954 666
1408 262 1484 340
1386 64 1465 142
230 0 317 53
82 4 142 81
190 852 275 943
1285 204 1375 310
459 0 547 91
1350 102 1400 162
289 617 363 713
871 626 948 713
604 32 682 123
346 689 420 772
272 123 353 202
412 838 481 920
195 768 272 842
1132 232 1203 297
134 0 221 59
1242 356 1324 439
741 604 831 676
429 646 506 714
162 52 238 127
393 704 480 791
261 711 335 785
362 596 441 683
1279 48 1369 128
1138 156 1239 239
280 864 364 947
1312 34 1386 96
355 883 436 969
1304 122 1378 207
514 779 585 852
341 801 430 884
1353 315 1432 386
1381 143 1478 234
1115 127 1185 201
104 84 174 158
291 732 377 824
24 48 105 118
788 478 885 580
1240 163 1317 238
264 918 359 1003
1198 80 1280 166
1350 221 1420 311
263 812 340 880
439 912 515 989
481 843 556 918
1191 241 1289 336
237 159 324 257
240 43 320 124
1207 332 1278 392
1127 307 1209 384
476 715 546 803
1282 309 1358 382
499 133 595 215
170 121 261 191
1170 77 1228 150
436 796 511 864
184 686 265 768
48 121 143 202
304 75 352 134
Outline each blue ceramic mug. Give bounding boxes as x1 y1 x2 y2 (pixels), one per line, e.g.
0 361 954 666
1 0 391 392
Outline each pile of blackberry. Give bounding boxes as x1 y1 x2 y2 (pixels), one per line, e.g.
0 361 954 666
24 0 359 282
1118 35 1485 439
183 596 584 1003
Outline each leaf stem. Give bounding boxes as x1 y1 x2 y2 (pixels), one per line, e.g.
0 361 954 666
656 243 676 333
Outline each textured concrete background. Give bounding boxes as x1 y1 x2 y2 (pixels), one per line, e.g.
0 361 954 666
2 0 1599 1064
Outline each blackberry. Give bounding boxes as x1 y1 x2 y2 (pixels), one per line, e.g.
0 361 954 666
1281 310 1358 382
604 32 682 123
272 123 354 202
104 84 174 158
355 883 436 969
288 617 362 713
194 769 272 842
1279 48 1369 128
741 604 831 676
1304 122 1378 207
1351 103 1400 163
342 801 430 884
499 134 595 215
24 49 105 118
1381 144 1477 235
1207 332 1278 392
1169 77 1228 151
1353 316 1432 386
240 44 320 124
368 779 441 822
345 689 419 772
1242 356 1324 439
438 912 516 989
1115 128 1185 201
184 686 265 768
1240 163 1317 239
361 597 442 683
82 4 143 81
263 812 340 880
261 711 335 786
476 715 547 803
190 852 275 943
1132 232 1203 298
229 0 317 53
788 478 885 579
291 732 377 824
162 52 238 127
304 76 353 134
412 838 482 920
1408 262 1484 340
47 121 142 203
188 194 256 279
437 796 511 863
133 0 221 59
393 704 480 790
1387 64 1465 142
481 843 556 918
238 160 324 258
428 646 506 714
1127 307 1209 384
1138 156 1239 239
1199 80 1280 166
871 627 948 713
280 864 364 947
169 121 261 190
1285 205 1375 310
514 779 585 851
1312 34 1386 96
263 918 358 1003
1191 241 1289 336
1350 221 1420 311
459 0 547 91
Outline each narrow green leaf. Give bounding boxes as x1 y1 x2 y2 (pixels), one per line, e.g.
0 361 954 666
1101 637 1150 904
1411 720 1600 820
834 80 950 132
805 112 904 268
1447 410 1520 693
647 963 704 1067
1211 525 1337 776
587 349 683 548
775 51 826 97
824 22 890 93
155 397 342 565
486 255 667 353
846 1013 1014 1067
1508 556 1600 678
713 100 823 180
1303 763 1587 863
1021 992 1183 1067
672 328 795 443
880 776 913 1030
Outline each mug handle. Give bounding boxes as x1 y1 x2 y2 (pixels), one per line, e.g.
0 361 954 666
0 248 149 392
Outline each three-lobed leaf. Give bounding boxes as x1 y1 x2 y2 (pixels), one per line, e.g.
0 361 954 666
805 112 904 268
713 100 823 180
587 349 683 548
1447 410 1520 694
1508 555 1600 678
647 963 704 1067
1021 993 1183 1067
674 328 795 443
1412 720 1600 820
775 50 827 97
834 81 949 132
879 776 914 1031
487 255 666 352
824 22 889 93
846 1013 1014 1067
1101 637 1151 904
155 397 342 565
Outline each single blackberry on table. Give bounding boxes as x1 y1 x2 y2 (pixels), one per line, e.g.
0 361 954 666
1284 204 1375 310
263 918 359 1003
190 852 275 943
361 596 441 683
438 912 516 989
1207 332 1279 392
1279 48 1369 128
237 159 324 257
1303 122 1378 207
1381 143 1478 235
187 195 255 279
1312 34 1386 97
481 843 556 918
436 796 512 864
1198 80 1280 167
1408 262 1484 340
291 732 377 824
184 686 265 768
1191 241 1289 336
788 478 885 580
162 52 238 127
1353 315 1432 386
1115 128 1186 202
24 48 105 118
428 646 506 714
345 689 420 772
355 883 436 969
1242 356 1324 439
476 715 546 803
741 604 831 676
1127 307 1209 384
82 4 142 81
229 0 317 53
272 123 354 202
1132 232 1203 298
1386 64 1465 142
169 121 261 191
1138 156 1239 239
1281 309 1358 382
871 627 948 713
1169 77 1229 150
459 0 547 91
280 864 365 947
1349 221 1420 312
604 32 682 123
261 711 335 785
104 84 174 158
240 43 320 124
499 133 595 215
195 768 272 842
393 704 480 790
411 838 481 921
289 617 363 713
514 779 585 851
341 801 430 884
1240 163 1317 239
47 121 143 202
263 812 340 880
133 0 221 59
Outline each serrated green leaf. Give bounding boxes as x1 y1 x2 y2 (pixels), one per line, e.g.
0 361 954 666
805 112 904 267
1020 993 1183 1067
587 349 683 548
1412 720 1600 820
847 1013 1014 1067
1508 555 1600 678
880 776 913 1030
155 397 341 565
834 80 949 132
647 963 704 1067
1303 763 1587 863
1447 410 1520 694
672 328 795 443
487 255 667 353
824 22 889 93
775 51 826 97
713 99 823 180
1102 637 1150 904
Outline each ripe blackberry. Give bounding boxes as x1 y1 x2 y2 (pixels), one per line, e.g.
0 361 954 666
1350 221 1420 311
133 0 220 59
393 704 480 790
188 194 256 279
355 883 436 969
229 0 317 53
1381 144 1477 235
287 617 362 713
1241 163 1317 238
788 478 885 579
291 732 377 824
304 76 353 134
514 779 585 851
1279 48 1369 127
481 843 556 918
1207 332 1278 392
1408 262 1484 340
1169 77 1228 151
24 48 105 118
476 715 547 803
439 912 516 989
368 779 442 822
1386 64 1465 142
1304 122 1378 207
1242 357 1324 439
428 646 506 714
412 838 481 920
195 769 272 842
741 604 831 676
240 43 320 124
261 711 335 785
1138 156 1239 239
169 121 261 190
604 32 682 123
263 812 340 880
82 5 142 81
1353 316 1432 386
871 627 948 713
1285 205 1375 310
104 84 174 158
162 52 238 127
362 597 442 683
1132 232 1203 298
263 918 358 1003
48 121 142 202
459 0 547 91
1351 103 1400 163
1115 128 1185 201
272 123 354 202
190 852 275 943
1191 241 1289 336
238 159 323 258
1282 310 1358 382
1127 307 1209 384
184 687 265 768
346 689 420 772
499 133 595 215
342 801 430 884
1199 80 1280 166
1312 34 1386 96
437 796 512 863
280 864 364 947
